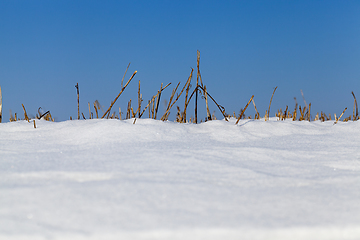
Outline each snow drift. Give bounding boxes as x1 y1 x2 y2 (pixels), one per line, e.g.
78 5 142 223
0 118 360 240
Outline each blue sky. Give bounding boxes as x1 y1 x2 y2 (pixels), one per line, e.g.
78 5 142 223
1 1 359 121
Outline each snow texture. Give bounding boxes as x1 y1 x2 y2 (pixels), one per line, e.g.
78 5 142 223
1 118 360 240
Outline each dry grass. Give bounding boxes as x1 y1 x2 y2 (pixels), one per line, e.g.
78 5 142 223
3 52 359 125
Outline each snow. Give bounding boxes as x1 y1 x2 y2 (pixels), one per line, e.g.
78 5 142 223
1 118 360 240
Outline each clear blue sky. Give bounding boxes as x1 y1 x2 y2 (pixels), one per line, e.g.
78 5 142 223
1 0 359 122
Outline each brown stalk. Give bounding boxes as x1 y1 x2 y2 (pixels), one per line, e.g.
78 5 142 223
235 95 254 125
88 102 91 119
183 68 194 122
151 96 155 119
154 83 163 119
266 86 277 121
75 83 80 120
102 71 137 118
131 107 135 118
33 120 36 128
283 106 288 120
127 99 132 119
195 50 200 124
351 91 358 120
161 76 191 121
252 98 260 119
197 85 228 121
292 98 298 121
314 112 319 121
138 83 171 119
334 108 347 124
21 104 29 122
308 103 311 121
94 102 99 118
138 80 142 118
121 63 131 90
204 85 211 121
299 106 306 121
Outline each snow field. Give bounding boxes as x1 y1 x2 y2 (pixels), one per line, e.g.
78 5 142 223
0 118 360 240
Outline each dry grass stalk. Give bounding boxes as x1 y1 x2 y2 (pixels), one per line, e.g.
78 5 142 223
299 106 306 121
102 70 137 118
82 113 86 120
138 80 142 118
176 106 183 122
308 103 311 121
137 83 171 119
197 85 228 121
252 98 260 119
94 102 99 118
88 102 91 119
183 68 194 122
161 76 191 121
21 104 29 122
195 50 201 124
352 91 358 120
283 106 289 120
315 112 319 121
204 85 211 121
75 83 80 120
126 99 132 119
276 108 283 120
33 120 36 128
334 107 347 124
151 96 155 119
266 86 278 121
154 83 163 119
121 63 131 90
119 107 122 120
292 99 298 121
131 107 135 118
235 95 254 125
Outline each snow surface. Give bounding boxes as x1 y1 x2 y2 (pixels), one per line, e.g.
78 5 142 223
0 118 360 240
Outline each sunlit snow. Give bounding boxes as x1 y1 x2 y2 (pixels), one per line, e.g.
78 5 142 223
1 118 360 240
